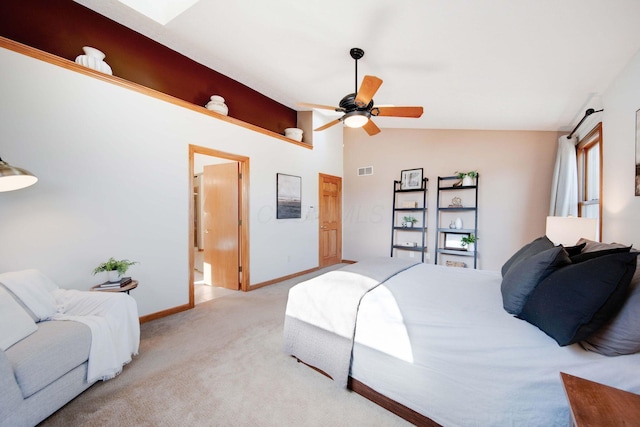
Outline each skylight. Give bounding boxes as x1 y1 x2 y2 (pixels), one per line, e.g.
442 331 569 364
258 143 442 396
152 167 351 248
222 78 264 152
118 0 200 25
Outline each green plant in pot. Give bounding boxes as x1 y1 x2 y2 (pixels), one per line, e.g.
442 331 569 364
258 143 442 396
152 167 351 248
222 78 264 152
455 170 478 186
403 216 418 228
460 234 477 251
93 257 138 283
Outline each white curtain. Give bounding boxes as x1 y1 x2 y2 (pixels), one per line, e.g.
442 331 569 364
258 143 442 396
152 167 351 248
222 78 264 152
549 135 578 216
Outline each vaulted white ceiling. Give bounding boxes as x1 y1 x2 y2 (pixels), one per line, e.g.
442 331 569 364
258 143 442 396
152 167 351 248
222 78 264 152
74 0 640 132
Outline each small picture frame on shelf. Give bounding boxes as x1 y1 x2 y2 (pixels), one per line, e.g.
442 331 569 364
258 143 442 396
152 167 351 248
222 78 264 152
444 232 470 250
400 168 423 190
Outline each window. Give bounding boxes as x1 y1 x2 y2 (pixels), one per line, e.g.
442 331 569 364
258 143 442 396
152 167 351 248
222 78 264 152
576 123 602 240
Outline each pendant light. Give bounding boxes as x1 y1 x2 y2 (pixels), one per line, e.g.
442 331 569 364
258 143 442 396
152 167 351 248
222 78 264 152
0 157 38 192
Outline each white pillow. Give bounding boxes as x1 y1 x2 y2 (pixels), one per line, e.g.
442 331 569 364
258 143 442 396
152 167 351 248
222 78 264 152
0 287 38 351
0 269 58 321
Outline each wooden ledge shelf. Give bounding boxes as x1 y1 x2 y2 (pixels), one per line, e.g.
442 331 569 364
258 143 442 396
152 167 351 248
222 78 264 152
0 36 312 150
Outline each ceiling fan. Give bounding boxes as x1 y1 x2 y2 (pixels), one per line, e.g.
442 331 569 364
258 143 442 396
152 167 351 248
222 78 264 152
299 48 424 136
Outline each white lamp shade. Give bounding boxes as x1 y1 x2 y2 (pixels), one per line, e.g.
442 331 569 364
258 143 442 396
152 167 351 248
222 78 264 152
0 159 38 192
545 216 597 246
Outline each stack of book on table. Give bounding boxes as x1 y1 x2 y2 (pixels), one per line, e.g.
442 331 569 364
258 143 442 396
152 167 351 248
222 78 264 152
95 276 133 290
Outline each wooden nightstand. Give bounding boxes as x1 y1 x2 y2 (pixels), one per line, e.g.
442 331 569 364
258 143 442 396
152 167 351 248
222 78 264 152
560 372 640 426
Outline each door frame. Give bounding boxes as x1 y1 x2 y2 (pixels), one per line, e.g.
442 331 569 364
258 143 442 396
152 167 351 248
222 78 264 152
189 144 250 308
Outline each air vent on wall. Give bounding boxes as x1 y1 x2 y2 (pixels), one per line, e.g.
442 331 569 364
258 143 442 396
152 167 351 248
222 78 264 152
357 166 373 176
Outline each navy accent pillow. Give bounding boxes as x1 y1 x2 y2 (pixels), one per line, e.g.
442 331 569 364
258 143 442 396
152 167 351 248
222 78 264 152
501 246 571 315
562 242 586 257
570 246 632 264
501 236 554 277
519 252 638 346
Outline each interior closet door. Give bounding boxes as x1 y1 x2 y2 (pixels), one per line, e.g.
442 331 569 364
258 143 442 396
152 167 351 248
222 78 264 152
203 162 240 290
319 173 342 267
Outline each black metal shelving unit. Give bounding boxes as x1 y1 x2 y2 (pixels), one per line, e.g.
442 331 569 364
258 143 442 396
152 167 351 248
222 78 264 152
434 175 479 268
390 177 428 262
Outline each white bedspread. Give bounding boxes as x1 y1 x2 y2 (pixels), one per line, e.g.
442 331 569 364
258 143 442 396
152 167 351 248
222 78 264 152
351 263 640 426
0 269 140 383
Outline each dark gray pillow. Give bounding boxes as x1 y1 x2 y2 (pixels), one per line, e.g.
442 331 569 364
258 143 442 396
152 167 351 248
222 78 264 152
570 246 632 263
501 246 571 315
562 242 586 257
519 252 638 346
581 281 640 356
501 235 554 277
581 249 640 356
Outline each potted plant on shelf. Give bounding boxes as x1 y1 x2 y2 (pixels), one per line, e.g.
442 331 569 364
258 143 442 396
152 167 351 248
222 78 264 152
455 170 478 186
93 257 138 283
460 234 477 252
403 216 418 228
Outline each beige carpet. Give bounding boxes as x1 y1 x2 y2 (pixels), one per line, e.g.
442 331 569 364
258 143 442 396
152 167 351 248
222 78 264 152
40 265 411 427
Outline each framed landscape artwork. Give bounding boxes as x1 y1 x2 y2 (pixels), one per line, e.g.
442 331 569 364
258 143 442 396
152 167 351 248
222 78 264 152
400 168 423 190
277 173 302 219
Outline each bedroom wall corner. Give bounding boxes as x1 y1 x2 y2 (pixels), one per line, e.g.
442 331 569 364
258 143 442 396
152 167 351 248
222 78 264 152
601 47 640 247
342 128 558 271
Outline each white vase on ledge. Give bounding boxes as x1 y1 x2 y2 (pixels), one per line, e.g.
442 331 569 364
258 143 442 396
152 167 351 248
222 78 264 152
205 95 229 116
462 176 474 186
284 128 303 142
454 217 463 229
75 46 113 75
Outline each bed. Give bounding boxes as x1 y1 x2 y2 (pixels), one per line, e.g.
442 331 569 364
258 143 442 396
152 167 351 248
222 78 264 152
283 238 640 426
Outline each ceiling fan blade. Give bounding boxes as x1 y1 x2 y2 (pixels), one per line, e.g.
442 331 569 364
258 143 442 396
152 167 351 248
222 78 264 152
298 102 341 111
314 118 342 132
362 119 381 136
375 106 424 118
355 75 383 107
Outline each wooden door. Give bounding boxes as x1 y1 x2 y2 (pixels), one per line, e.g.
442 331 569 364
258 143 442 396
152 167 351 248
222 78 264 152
319 173 342 267
203 162 240 290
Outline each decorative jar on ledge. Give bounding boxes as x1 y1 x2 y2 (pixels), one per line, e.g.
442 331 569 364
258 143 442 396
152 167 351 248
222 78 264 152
75 46 113 75
284 128 303 142
205 95 229 116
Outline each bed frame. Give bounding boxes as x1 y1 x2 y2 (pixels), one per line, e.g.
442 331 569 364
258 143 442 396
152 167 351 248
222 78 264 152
294 357 440 426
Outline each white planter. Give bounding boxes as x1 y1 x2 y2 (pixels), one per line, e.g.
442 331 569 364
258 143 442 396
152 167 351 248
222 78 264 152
462 176 474 186
466 243 475 252
108 270 121 283
284 128 303 142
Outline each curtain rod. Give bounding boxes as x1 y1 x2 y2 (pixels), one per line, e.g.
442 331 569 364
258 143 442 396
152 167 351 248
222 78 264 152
567 108 603 139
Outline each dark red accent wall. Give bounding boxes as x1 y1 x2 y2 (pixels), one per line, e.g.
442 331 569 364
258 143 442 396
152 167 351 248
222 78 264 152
0 0 297 134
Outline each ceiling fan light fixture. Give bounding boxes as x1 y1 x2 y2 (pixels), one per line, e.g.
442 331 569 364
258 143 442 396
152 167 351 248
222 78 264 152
343 111 370 128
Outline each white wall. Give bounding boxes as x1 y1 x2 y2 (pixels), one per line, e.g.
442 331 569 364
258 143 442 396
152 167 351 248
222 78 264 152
342 128 558 271
0 47 343 316
601 48 640 246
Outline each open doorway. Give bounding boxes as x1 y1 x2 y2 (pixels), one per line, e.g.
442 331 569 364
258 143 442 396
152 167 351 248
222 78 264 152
189 145 250 307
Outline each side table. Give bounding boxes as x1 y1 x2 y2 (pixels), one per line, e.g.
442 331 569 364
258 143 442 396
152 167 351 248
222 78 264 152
91 280 138 295
560 371 640 426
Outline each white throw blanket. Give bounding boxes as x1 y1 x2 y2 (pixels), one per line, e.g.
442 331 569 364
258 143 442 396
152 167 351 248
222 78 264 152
0 269 140 383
